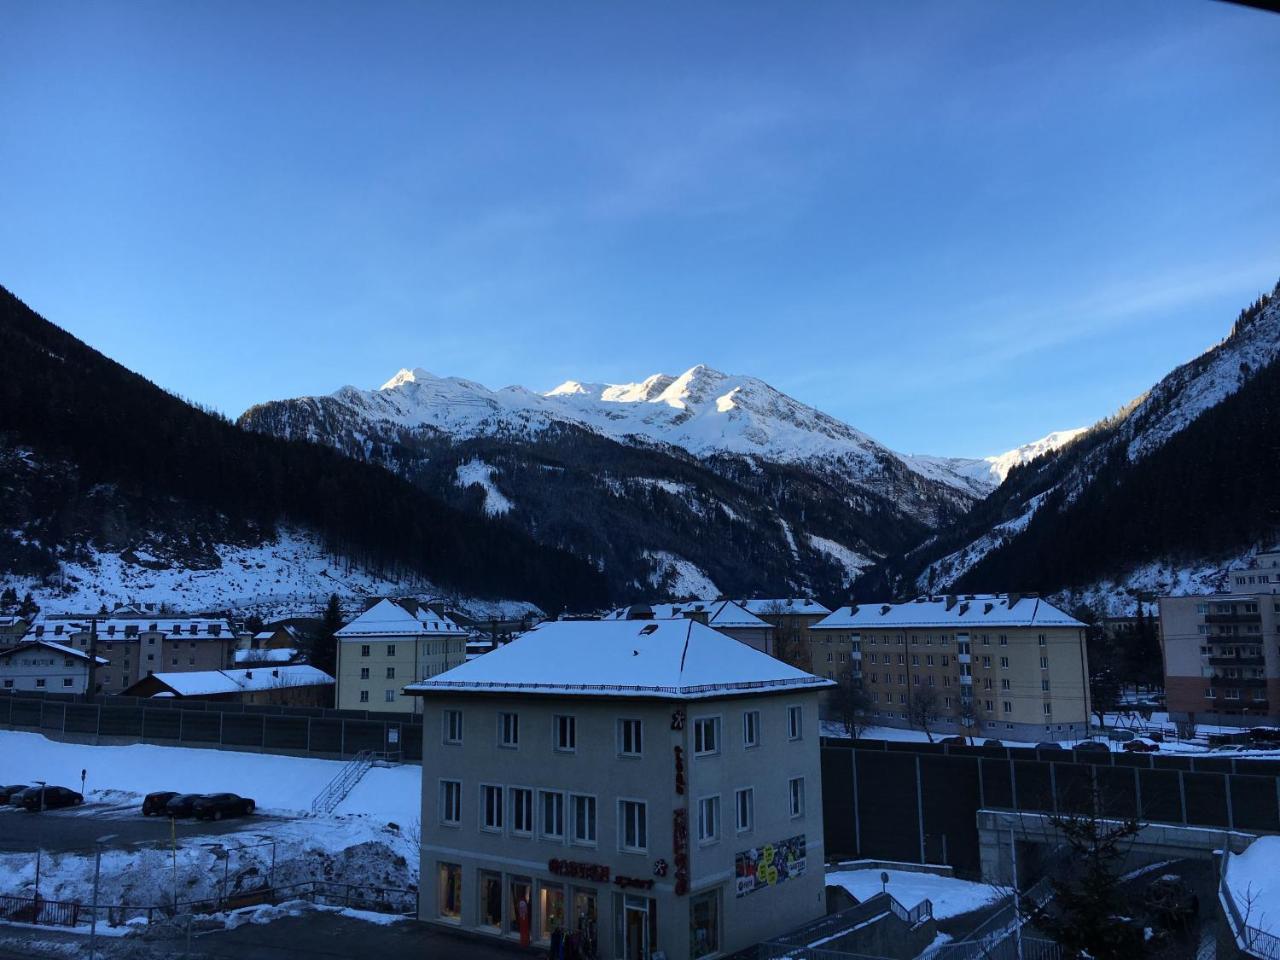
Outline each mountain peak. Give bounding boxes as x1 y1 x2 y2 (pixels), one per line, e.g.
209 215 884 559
380 367 437 390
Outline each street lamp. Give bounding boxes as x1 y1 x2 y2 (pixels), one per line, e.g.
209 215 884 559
88 833 118 960
32 780 46 900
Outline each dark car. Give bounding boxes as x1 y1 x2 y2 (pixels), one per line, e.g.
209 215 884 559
1035 741 1066 751
1074 741 1110 755
19 786 83 811
0 785 30 805
941 736 968 746
165 793 205 818
1144 874 1199 939
1123 739 1159 753
142 791 180 816
982 739 1004 748
192 793 255 821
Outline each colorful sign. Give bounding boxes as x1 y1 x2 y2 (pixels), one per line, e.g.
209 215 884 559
673 808 690 895
734 834 807 897
548 859 610 882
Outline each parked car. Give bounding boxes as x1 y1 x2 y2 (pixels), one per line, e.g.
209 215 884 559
1144 874 1199 938
19 786 83 811
1123 739 1159 753
142 791 180 816
1248 727 1280 747
0 785 30 805
164 793 206 818
192 793 255 821
941 736 968 746
1035 742 1066 751
1074 741 1110 755
982 739 1004 748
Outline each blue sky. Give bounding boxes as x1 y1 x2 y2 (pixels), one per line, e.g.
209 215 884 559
2 0 1278 457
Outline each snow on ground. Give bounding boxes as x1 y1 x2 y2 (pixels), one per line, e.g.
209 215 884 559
0 730 419 822
453 458 514 517
3 528 540 622
1226 836 1280 938
806 534 872 585
642 550 719 599
827 868 1001 919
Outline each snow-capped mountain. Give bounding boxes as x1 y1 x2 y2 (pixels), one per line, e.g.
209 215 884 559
876 279 1280 605
241 364 1004 600
904 428 1087 494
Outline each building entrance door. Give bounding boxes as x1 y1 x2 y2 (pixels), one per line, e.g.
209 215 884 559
621 895 654 960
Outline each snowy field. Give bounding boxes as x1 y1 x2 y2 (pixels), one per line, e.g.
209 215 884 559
826 868 1002 920
0 730 421 822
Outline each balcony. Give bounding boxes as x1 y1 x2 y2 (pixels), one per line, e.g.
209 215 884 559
1204 613 1261 624
1209 674 1268 688
1206 654 1265 667
958 653 971 664
959 675 973 685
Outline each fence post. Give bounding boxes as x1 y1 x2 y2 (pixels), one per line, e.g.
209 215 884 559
851 748 861 856
914 755 926 864
1178 770 1188 825
1225 774 1234 832
1134 767 1143 819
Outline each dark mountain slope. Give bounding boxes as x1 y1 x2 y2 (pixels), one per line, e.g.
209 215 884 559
0 285 608 612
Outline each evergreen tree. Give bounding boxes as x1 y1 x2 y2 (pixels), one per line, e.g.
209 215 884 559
0 586 16 608
311 593 343 680
18 592 37 618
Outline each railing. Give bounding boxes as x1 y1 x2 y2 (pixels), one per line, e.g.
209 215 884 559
885 894 933 927
0 881 416 931
1206 655 1266 667
1219 846 1280 959
311 749 373 814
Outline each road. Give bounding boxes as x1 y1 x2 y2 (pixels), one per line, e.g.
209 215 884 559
0 801 284 853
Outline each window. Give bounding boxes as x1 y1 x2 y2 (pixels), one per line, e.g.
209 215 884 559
1038 634 1047 646
619 800 647 852
697 796 720 844
1040 657 1049 669
384 689 395 702
618 719 643 757
360 644 370 657
1000 657 1009 669
982 656 991 668
386 666 396 679
438 862 462 920
787 705 803 740
511 788 533 835
386 644 396 657
984 699 994 711
440 780 461 825
911 654 919 666
1043 703 1052 716
1003 701 1013 713
499 712 519 748
690 891 720 957
555 715 577 752
735 788 754 833
571 794 597 844
1001 679 1010 690
743 710 760 748
481 785 503 832
63 678 73 687
999 635 1008 646
1041 679 1050 692
693 717 720 755
359 690 369 703
360 667 369 680
540 790 565 839
788 777 805 818
444 709 463 745
170 657 178 665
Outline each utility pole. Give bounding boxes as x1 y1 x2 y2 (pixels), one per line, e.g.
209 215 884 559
1010 825 1024 960
33 780 46 900
86 616 99 702
88 833 117 960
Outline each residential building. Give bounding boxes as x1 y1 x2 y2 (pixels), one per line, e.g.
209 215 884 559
604 600 775 655
240 623 305 652
122 664 334 706
408 617 832 960
27 614 235 696
334 598 467 713
0 616 31 643
1159 593 1279 726
812 594 1090 742
0 639 107 694
738 599 833 669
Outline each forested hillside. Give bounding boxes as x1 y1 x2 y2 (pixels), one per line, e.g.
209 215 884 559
0 286 609 613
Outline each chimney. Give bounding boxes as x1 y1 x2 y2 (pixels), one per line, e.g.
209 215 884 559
683 610 709 625
959 602 970 616
1008 594 1021 608
272 668 279 678
625 604 654 621
880 605 891 616
983 603 994 614
944 595 958 612
245 670 253 680
849 604 859 616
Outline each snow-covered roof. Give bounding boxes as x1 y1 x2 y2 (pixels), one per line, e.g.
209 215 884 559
30 615 233 640
0 638 108 665
738 598 832 617
233 647 298 664
602 599 769 629
335 598 463 639
139 665 333 697
813 594 1084 630
405 619 831 700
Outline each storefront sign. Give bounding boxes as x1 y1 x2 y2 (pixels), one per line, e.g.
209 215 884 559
673 745 686 795
734 834 807 898
613 875 654 890
670 708 685 731
672 808 690 896
548 859 610 882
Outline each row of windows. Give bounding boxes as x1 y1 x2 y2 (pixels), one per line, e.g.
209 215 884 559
3 678 76 688
356 641 464 657
442 707 804 755
814 632 1046 647
440 779 807 849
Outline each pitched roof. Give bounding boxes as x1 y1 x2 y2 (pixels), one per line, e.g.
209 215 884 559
30 615 233 640
137 664 333 697
233 647 298 664
602 599 769 629
813 594 1084 630
738 598 832 617
0 638 108 665
335 598 463 638
406 618 831 700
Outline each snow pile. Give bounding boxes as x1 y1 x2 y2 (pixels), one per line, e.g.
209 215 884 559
827 868 1001 920
454 459 514 517
1225 836 1280 940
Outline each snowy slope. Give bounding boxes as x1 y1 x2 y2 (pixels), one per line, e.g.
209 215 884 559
905 428 1087 492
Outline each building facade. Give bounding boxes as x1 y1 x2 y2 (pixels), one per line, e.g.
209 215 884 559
409 618 831 960
27 614 235 695
812 594 1091 742
334 598 467 713
0 639 107 693
738 599 833 672
1159 593 1279 726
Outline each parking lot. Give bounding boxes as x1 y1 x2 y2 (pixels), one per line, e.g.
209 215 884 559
0 798 283 853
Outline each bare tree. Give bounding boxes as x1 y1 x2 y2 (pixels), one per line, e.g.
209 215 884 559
953 696 982 744
905 686 941 743
831 661 873 739
760 600 811 671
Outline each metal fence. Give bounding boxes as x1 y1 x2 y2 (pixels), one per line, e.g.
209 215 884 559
0 692 423 762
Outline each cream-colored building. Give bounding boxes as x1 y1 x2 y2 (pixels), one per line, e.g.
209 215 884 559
408 617 832 960
812 594 1090 742
334 598 466 713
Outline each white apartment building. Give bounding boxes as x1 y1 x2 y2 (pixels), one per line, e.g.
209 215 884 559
408 617 832 960
334 598 467 713
0 639 108 693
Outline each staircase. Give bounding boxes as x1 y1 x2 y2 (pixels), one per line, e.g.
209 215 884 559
312 750 399 815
